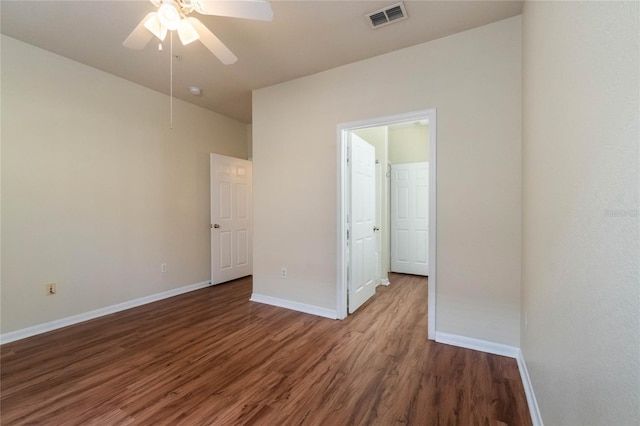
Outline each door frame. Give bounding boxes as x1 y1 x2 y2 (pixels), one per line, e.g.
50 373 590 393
336 108 437 340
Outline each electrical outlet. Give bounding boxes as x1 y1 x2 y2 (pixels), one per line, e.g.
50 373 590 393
161 263 167 273
281 267 287 278
46 283 56 295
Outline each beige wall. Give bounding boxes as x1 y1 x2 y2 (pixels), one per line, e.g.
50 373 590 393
353 127 387 148
246 124 253 160
1 36 248 333
388 124 429 164
522 2 639 424
253 16 522 346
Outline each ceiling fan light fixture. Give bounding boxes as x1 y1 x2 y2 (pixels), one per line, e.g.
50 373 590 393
123 0 272 65
158 2 181 30
143 13 167 41
177 18 200 45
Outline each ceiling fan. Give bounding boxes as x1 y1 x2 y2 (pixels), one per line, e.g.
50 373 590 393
123 0 273 65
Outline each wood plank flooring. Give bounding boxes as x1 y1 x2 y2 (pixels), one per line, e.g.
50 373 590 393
1 273 531 425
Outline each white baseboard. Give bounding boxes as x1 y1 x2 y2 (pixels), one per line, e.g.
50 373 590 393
0 280 212 345
379 278 390 286
250 293 337 320
435 331 520 359
517 349 544 426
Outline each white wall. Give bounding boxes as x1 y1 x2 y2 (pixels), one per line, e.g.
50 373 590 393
1 35 248 334
253 16 522 345
522 2 639 424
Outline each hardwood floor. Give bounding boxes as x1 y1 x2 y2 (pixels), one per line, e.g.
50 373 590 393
1 274 531 425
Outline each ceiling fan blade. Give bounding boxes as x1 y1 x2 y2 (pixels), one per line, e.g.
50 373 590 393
195 0 273 21
188 17 238 65
123 13 155 49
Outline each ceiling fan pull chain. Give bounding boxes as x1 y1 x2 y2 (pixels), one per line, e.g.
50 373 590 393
170 31 173 130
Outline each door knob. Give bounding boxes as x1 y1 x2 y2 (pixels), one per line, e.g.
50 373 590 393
213 224 220 229
373 226 380 231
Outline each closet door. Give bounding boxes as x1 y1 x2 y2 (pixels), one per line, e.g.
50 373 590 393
210 154 252 285
391 162 428 276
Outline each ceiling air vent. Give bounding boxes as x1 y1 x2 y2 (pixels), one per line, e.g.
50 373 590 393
366 2 408 29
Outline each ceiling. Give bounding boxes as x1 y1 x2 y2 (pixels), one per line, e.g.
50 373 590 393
0 0 522 123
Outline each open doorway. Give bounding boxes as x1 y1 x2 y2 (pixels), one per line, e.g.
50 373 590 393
336 109 437 340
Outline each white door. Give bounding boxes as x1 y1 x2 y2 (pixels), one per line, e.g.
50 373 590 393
391 162 429 276
210 154 252 285
348 134 377 313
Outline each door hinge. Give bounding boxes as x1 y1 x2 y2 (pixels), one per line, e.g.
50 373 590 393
346 229 350 240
